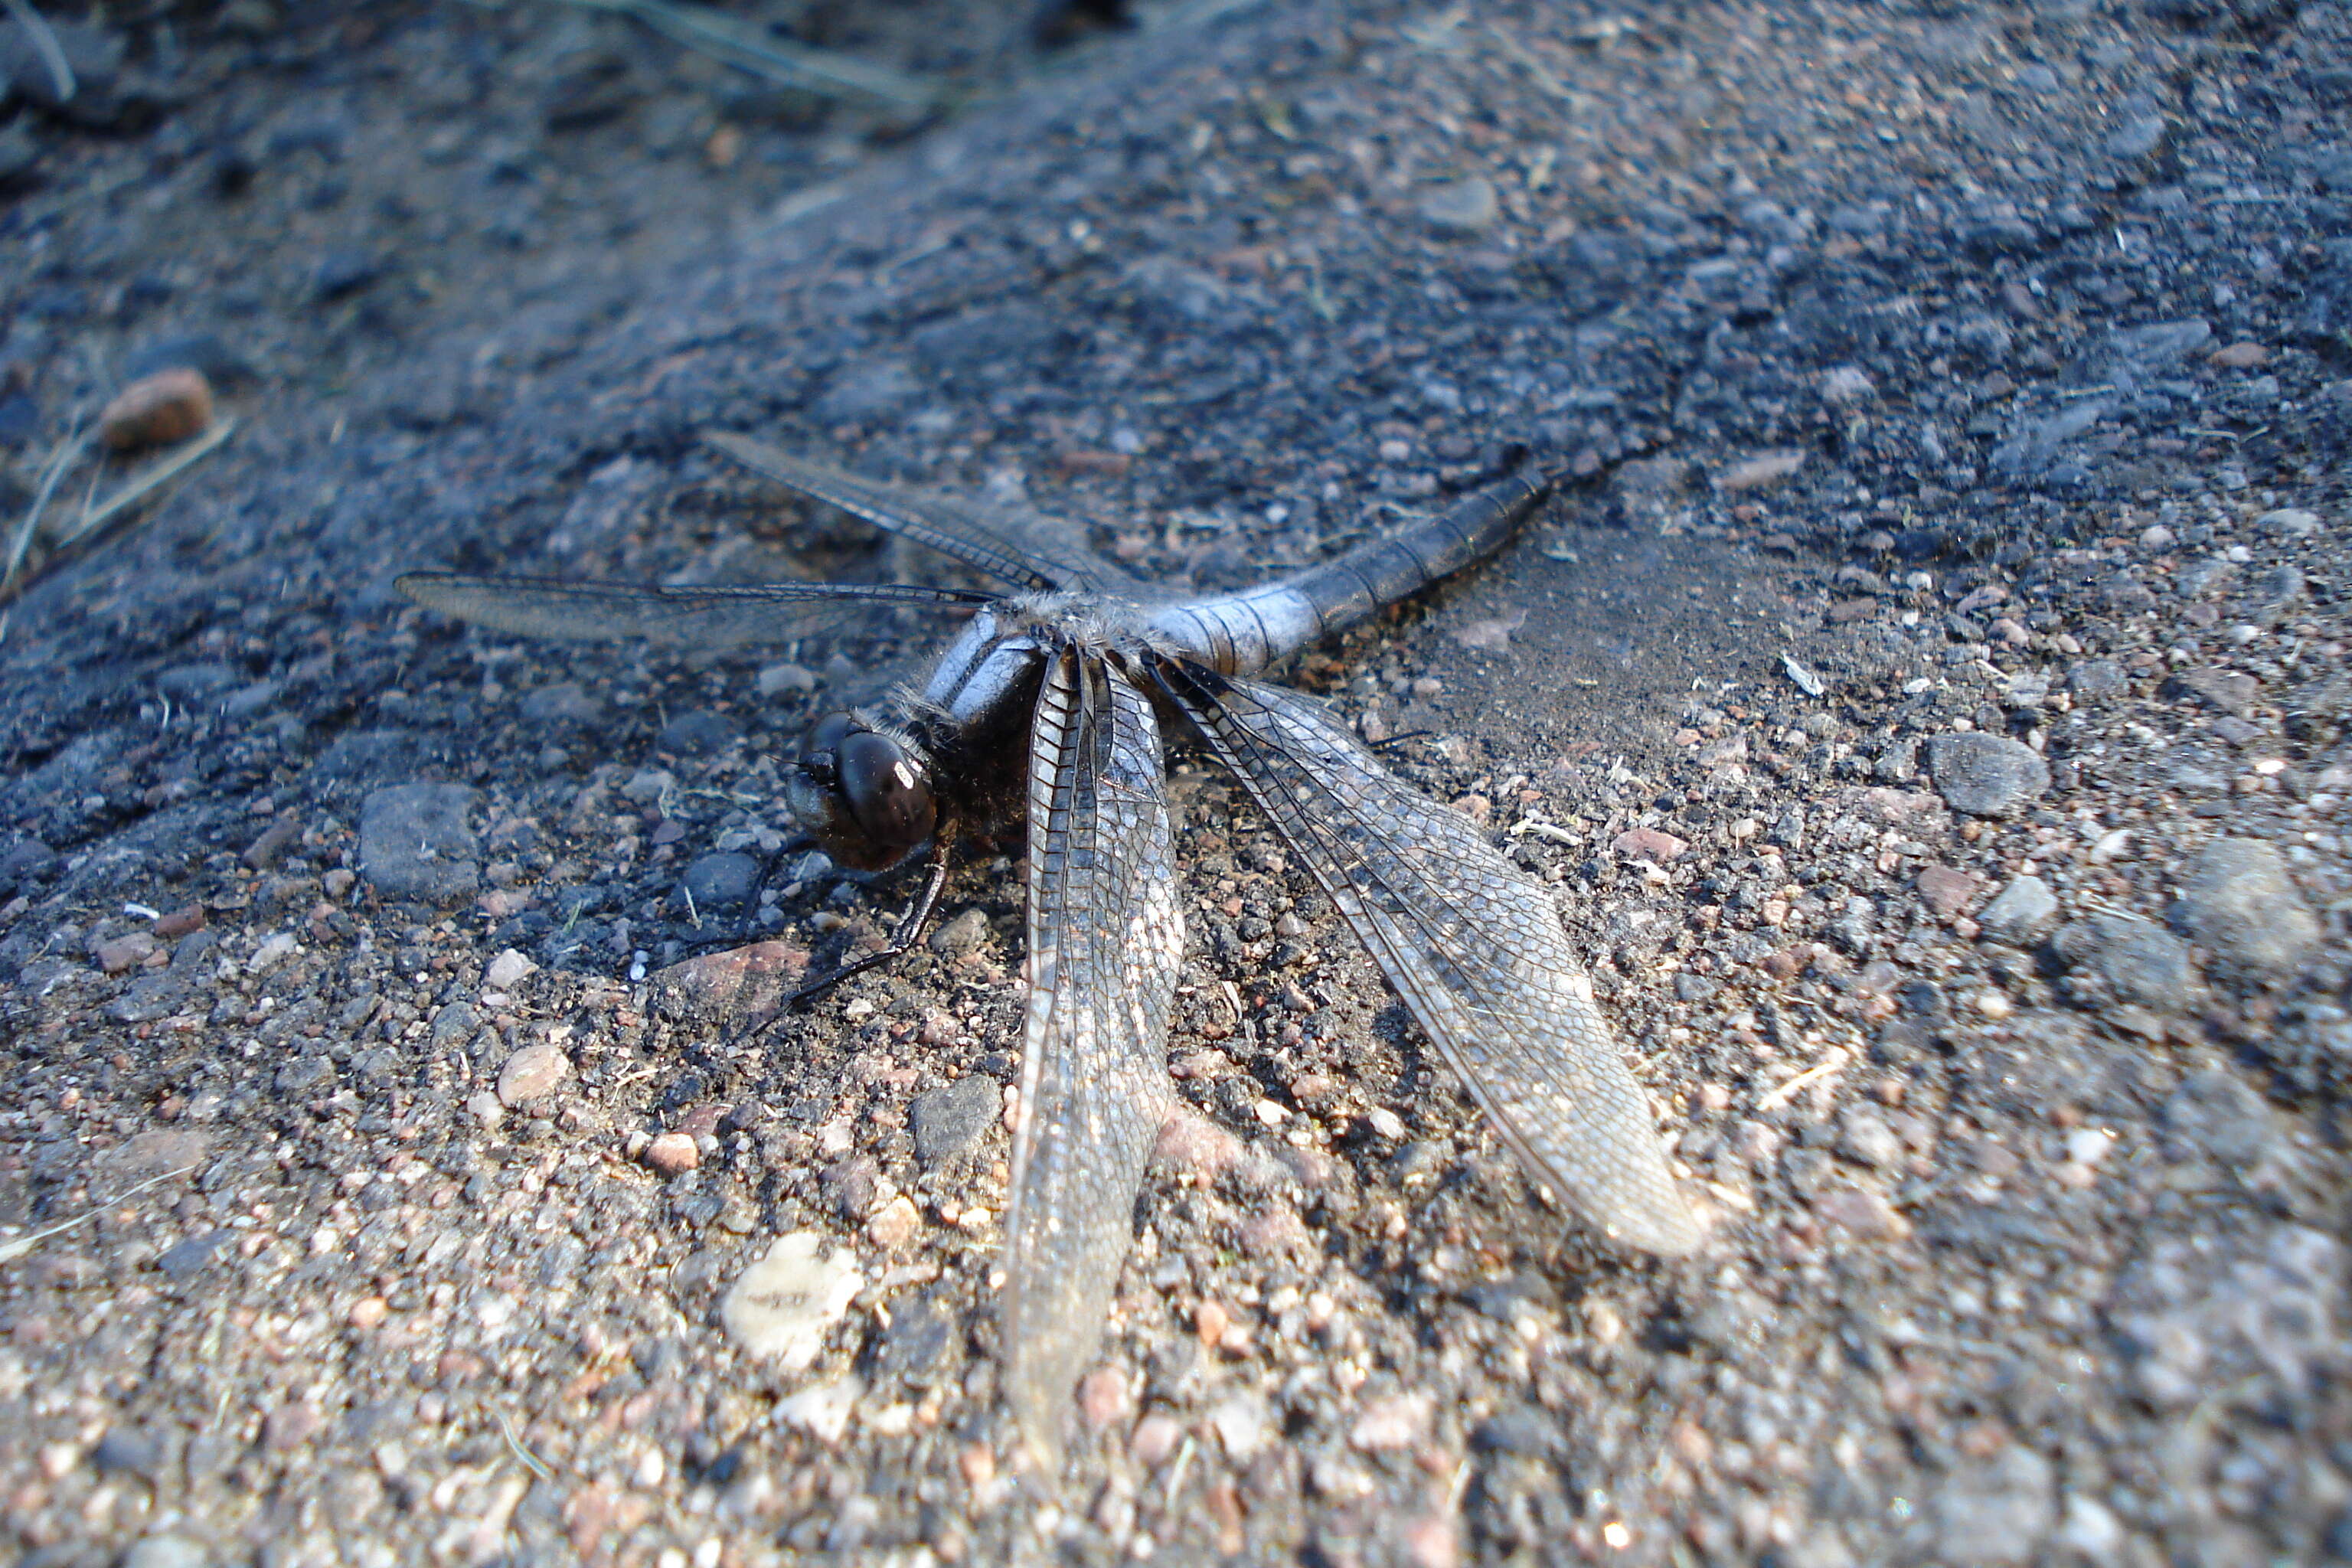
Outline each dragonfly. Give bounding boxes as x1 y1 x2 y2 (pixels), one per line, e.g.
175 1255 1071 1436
397 432 1704 1458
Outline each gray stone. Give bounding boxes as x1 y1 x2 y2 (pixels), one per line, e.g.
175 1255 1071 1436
2159 1069 2278 1168
1836 1110 1903 1171
1419 176 1499 233
357 783 481 905
123 1536 210 1568
927 906 993 957
658 708 740 756
1918 1445 2055 1566
2165 666 2259 716
681 852 761 913
275 1055 332 1096
1926 733 2049 817
910 1074 999 1165
2171 838 2320 985
90 1426 166 1478
814 359 921 423
153 1230 228 1281
2054 913 2196 1019
518 681 602 724
1977 875 2058 946
2256 507 2320 539
2066 659 2128 701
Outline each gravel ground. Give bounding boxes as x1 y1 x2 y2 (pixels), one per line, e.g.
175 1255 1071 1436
4 1 2351 1564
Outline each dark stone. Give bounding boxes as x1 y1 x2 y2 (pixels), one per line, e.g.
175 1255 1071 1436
0 837 56 891
1926 733 2050 817
357 783 481 905
313 250 386 300
678 853 760 914
1471 1406 1560 1455
2055 913 2196 1013
90 1426 165 1478
910 1075 998 1165
873 1290 957 1386
657 708 740 756
153 1230 228 1280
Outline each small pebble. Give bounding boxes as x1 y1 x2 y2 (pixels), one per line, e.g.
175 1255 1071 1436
1719 449 1806 492
1078 1367 1131 1430
2255 507 2318 540
1976 875 2057 945
643 1132 700 1175
1131 1414 1184 1466
483 948 537 990
2170 836 2320 984
1417 175 1498 232
358 783 482 906
495 1042 570 1106
96 932 159 974
776 1375 861 1445
99 368 214 452
1915 864 1978 920
910 1075 998 1165
1818 365 1874 404
1926 733 2050 818
1813 1188 1911 1242
1613 826 1690 861
721 1233 862 1371
865 1194 920 1250
1350 1393 1432 1451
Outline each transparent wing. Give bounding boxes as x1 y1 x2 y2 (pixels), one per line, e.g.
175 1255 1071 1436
394 572 989 647
1001 649 1182 1459
1154 659 1704 1257
707 431 1142 595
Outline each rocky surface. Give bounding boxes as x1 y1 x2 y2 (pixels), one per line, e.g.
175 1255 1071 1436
3 1 2350 1565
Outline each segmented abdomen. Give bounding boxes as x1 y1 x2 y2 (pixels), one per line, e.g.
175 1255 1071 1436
1143 471 1549 674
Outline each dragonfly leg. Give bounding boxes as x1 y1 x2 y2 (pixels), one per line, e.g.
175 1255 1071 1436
779 831 956 1008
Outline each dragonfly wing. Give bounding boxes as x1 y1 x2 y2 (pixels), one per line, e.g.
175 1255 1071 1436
394 573 988 647
1001 649 1182 1460
707 432 1142 596
1154 659 1704 1258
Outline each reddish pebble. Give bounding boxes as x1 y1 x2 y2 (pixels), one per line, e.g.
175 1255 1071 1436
642 1133 699 1175
1815 1188 1912 1242
1078 1367 1131 1430
1194 1299 1230 1348
1131 1413 1184 1466
1612 826 1690 862
99 368 214 452
959 1443 995 1488
348 1297 389 1330
96 933 158 975
153 906 207 939
1915 864 1980 920
2209 341 2269 368
866 1194 920 1250
263 1402 322 1452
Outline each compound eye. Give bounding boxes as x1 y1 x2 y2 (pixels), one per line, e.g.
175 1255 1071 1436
805 711 859 763
836 730 937 852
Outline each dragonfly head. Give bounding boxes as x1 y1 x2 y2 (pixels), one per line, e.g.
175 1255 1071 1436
786 712 939 872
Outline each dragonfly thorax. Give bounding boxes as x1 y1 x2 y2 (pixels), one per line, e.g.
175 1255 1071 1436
787 711 939 872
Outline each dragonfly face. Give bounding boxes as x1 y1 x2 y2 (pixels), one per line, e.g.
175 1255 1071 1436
788 711 940 873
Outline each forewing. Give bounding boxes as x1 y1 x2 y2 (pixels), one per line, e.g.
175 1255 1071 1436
394 572 987 647
1002 650 1182 1458
1155 661 1704 1257
707 432 1140 596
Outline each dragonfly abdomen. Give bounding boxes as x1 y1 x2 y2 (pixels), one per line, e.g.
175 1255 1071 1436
1145 470 1549 675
